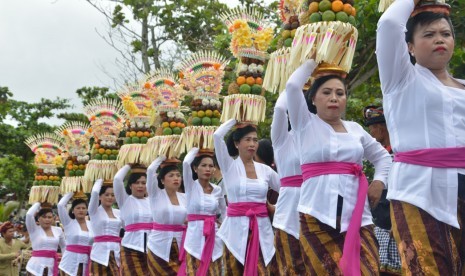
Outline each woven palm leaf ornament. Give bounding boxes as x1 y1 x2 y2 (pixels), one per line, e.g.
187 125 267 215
25 133 66 204
55 121 93 195
176 51 229 154
220 8 273 125
83 98 125 185
117 82 156 167
378 0 447 13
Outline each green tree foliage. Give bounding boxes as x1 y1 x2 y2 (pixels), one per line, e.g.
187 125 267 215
0 201 20 222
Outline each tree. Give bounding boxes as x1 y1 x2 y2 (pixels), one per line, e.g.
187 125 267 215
85 0 229 86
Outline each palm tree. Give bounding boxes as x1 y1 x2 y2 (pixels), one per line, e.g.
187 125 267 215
0 201 20 222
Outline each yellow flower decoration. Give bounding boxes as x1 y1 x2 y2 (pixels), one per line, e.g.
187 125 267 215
253 27 273 51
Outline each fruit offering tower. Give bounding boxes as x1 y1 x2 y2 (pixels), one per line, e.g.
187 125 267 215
56 121 92 195
83 98 125 184
25 133 65 205
378 0 447 13
177 50 228 154
117 82 155 167
265 0 359 90
220 7 273 125
263 0 301 93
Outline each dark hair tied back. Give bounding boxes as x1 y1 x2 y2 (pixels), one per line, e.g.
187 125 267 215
226 125 257 156
157 165 180 190
126 172 147 195
35 208 53 222
69 199 88 219
305 75 347 114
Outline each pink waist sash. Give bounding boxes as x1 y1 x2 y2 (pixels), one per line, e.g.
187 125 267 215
32 250 59 276
93 235 121 243
394 147 465 168
227 202 268 276
302 162 368 276
66 245 92 276
125 222 153 232
178 214 216 276
280 174 303 188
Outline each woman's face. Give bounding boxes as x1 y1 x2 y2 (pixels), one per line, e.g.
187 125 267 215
100 187 116 208
130 176 147 198
195 157 215 182
162 170 182 192
235 131 258 160
408 18 454 70
73 203 88 220
313 78 347 121
38 212 54 229
2 228 15 240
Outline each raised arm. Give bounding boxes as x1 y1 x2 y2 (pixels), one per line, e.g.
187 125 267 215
113 165 131 208
57 192 73 226
271 92 290 149
285 60 317 131
88 179 103 216
25 202 41 235
183 147 199 195
376 0 416 93
147 156 166 200
213 119 236 173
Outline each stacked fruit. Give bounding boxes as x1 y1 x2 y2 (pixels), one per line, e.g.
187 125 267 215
91 138 119 160
190 98 222 127
300 0 356 25
279 15 301 48
33 167 61 186
123 120 154 144
236 57 265 95
159 111 187 135
65 155 89 177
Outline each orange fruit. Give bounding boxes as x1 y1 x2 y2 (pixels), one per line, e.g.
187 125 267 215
143 131 150 137
308 2 319 14
236 76 246 85
67 165 73 170
98 148 105 154
42 176 48 180
94 144 100 149
343 3 353 15
246 77 255 85
136 131 144 137
170 121 177 128
255 77 263 85
126 132 130 137
180 123 185 128
176 122 183 128
351 7 356 16
130 131 136 137
331 0 344 12
162 122 169 128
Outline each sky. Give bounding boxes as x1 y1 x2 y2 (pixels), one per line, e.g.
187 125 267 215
0 0 247 126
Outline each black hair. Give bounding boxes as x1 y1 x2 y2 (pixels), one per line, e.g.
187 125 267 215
406 12 454 64
97 185 113 206
157 165 181 190
225 125 257 156
256 139 275 169
35 208 53 222
68 199 88 219
191 155 218 180
304 75 347 114
125 172 147 195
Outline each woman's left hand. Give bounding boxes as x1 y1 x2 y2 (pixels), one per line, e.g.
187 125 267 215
368 180 385 209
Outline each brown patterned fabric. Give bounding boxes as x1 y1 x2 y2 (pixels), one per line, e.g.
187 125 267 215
90 251 120 276
222 244 277 276
274 228 305 275
59 264 84 276
299 213 380 276
184 252 222 276
391 199 465 275
120 246 147 275
147 240 180 276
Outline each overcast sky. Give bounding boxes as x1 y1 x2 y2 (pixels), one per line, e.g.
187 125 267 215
0 0 247 126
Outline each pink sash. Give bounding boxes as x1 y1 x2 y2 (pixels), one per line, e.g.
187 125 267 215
280 175 303 187
125 222 153 232
93 235 121 243
227 202 268 276
178 214 216 276
32 250 59 276
394 147 465 168
302 162 368 276
66 245 92 276
153 222 187 269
